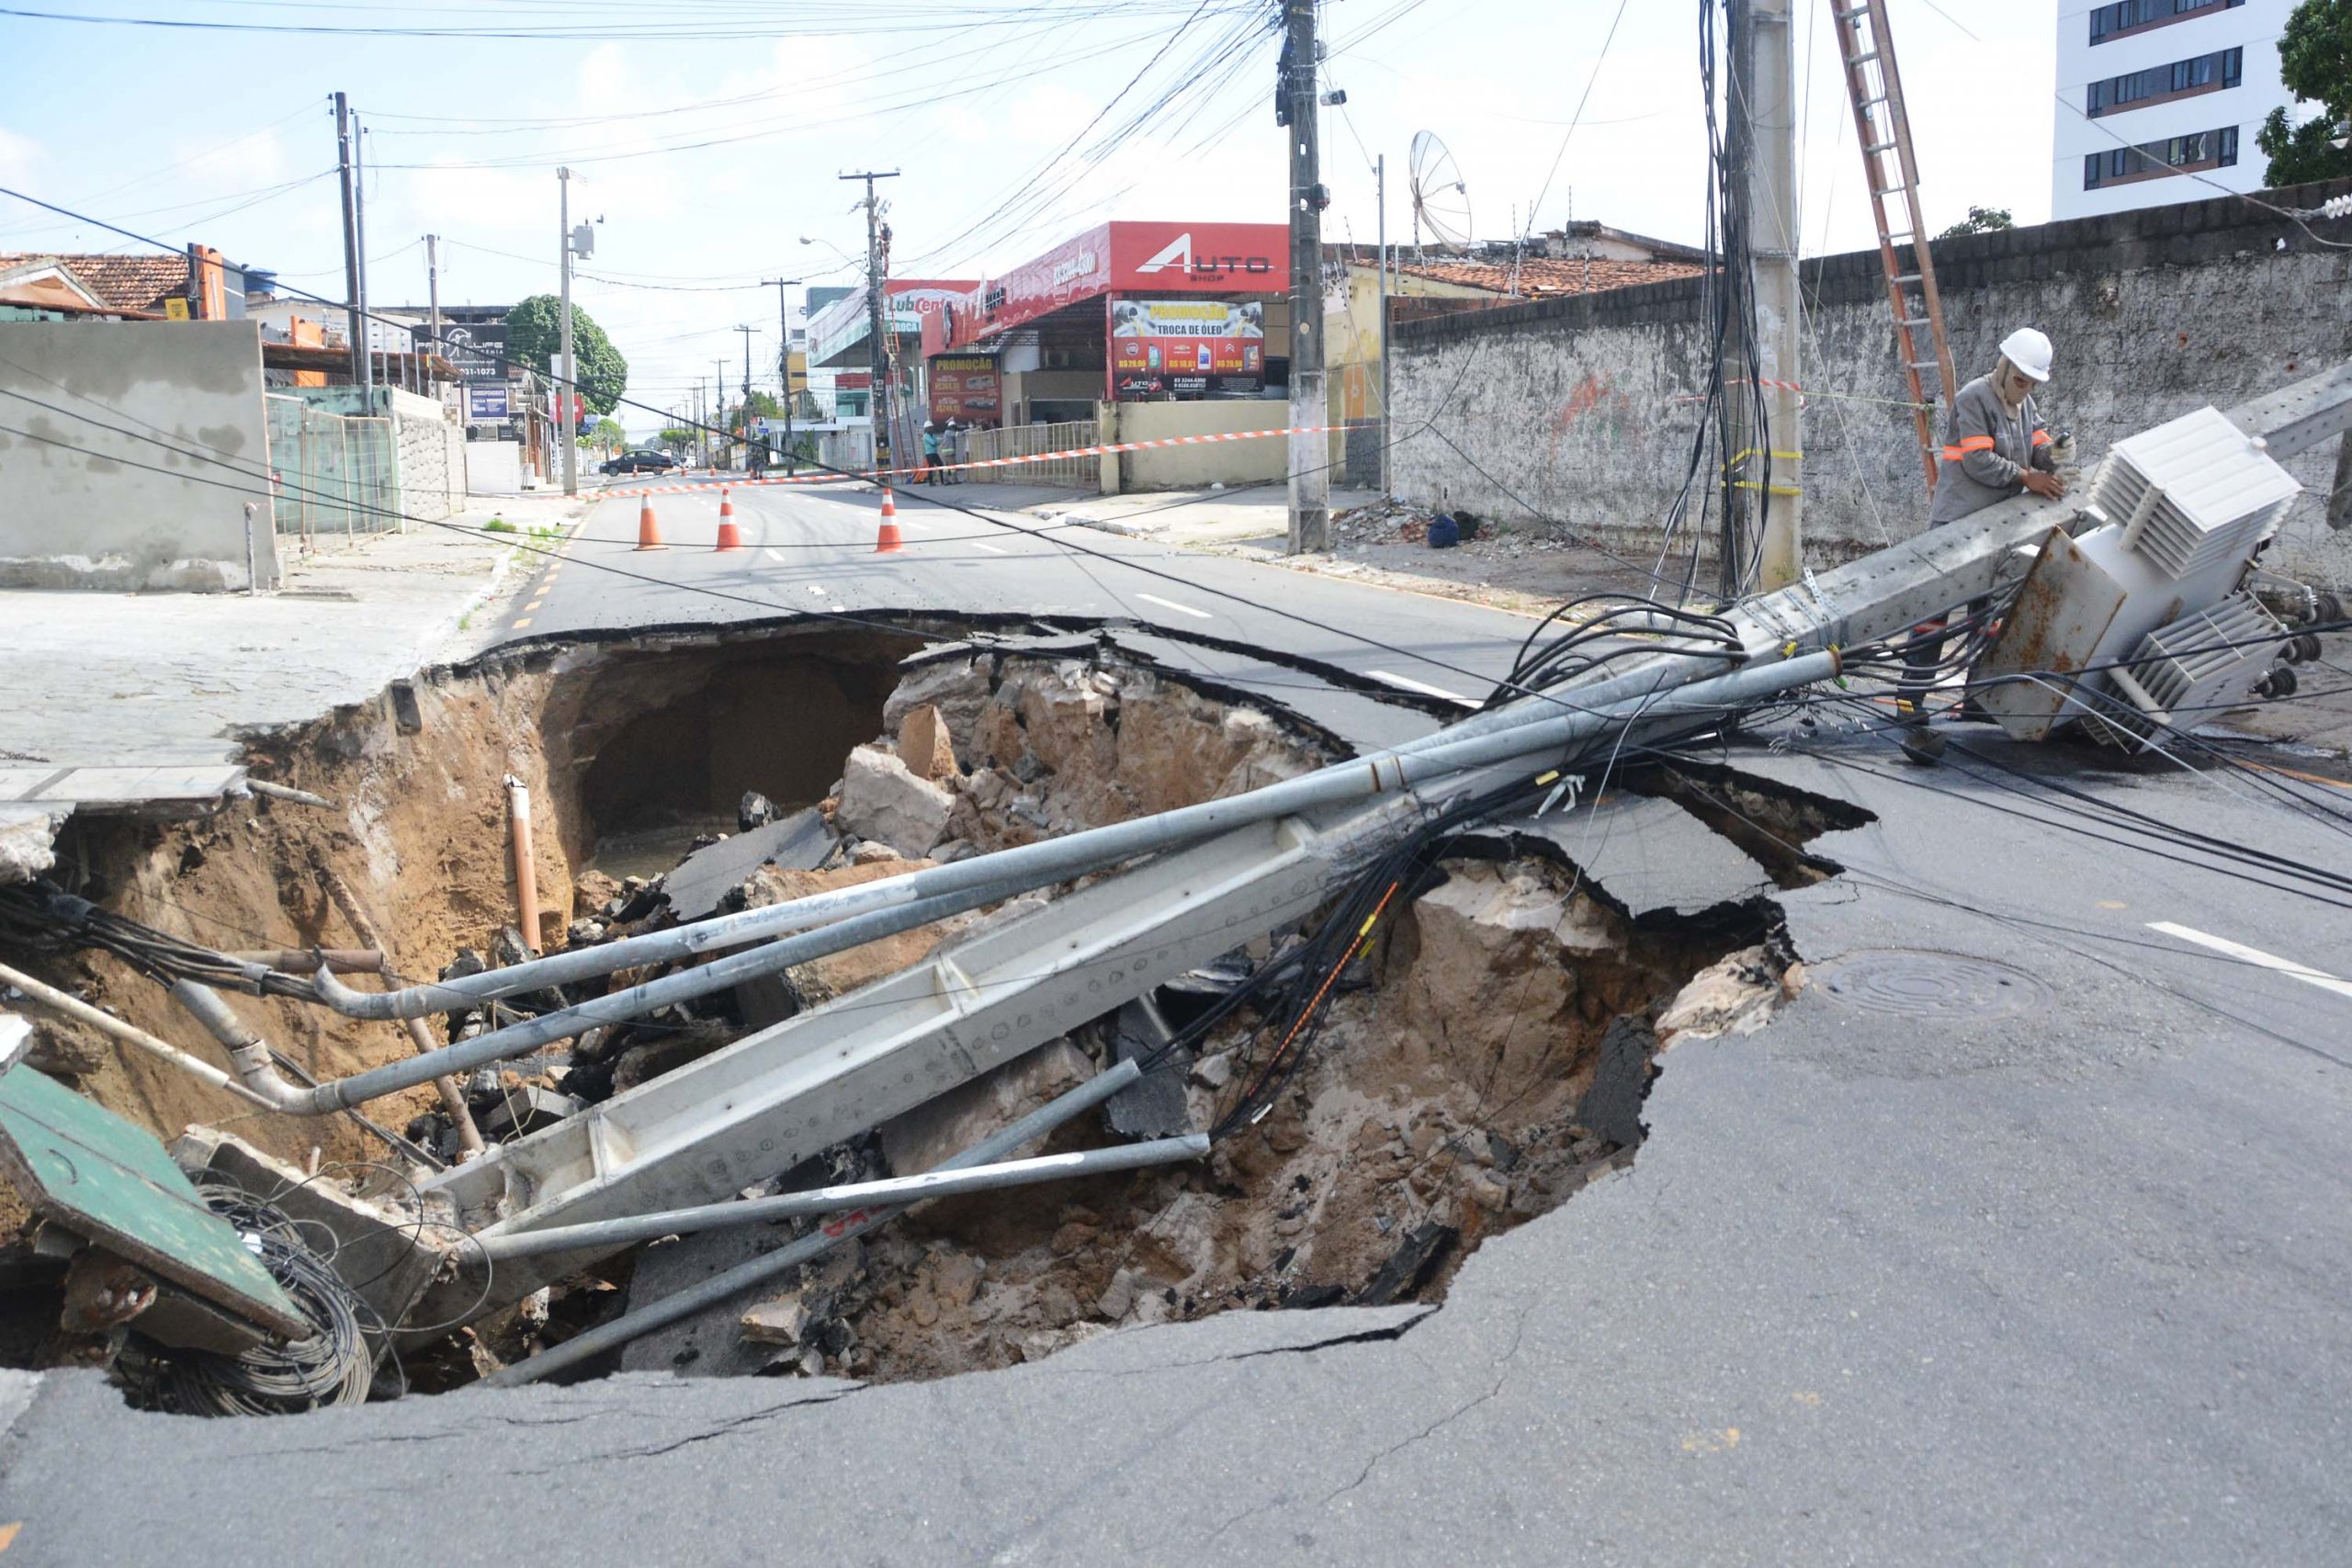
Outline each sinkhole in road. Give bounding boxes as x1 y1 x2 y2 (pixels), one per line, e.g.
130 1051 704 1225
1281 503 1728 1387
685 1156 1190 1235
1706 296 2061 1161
10 621 1862 1393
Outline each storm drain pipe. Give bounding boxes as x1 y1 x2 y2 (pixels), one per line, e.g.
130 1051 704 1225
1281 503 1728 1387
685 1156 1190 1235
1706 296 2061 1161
313 648 1833 1025
480 1055 1148 1386
0 961 279 1111
474 1134 1209 1263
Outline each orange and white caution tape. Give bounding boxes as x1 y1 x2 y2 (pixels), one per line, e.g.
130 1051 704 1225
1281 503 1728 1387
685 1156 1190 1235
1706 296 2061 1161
600 423 1350 500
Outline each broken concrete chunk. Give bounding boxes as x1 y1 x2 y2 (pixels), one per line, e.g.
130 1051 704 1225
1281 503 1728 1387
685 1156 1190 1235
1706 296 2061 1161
738 790 778 831
1656 945 1786 1045
896 704 957 783
882 655 994 768
834 746 955 859
741 1294 810 1348
850 840 902 865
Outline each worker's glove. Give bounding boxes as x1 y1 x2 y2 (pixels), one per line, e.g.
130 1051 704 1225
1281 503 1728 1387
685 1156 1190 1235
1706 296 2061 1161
2048 432 2076 468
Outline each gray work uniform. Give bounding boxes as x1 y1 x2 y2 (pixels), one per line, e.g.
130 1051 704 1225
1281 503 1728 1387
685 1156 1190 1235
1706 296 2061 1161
1928 374 2055 525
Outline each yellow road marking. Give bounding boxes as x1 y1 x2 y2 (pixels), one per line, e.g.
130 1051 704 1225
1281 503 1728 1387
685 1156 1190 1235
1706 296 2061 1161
511 617 531 629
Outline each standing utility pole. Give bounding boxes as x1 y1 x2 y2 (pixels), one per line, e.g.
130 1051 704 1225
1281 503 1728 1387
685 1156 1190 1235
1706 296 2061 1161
763 277 801 472
333 93 366 391
424 233 443 394
715 357 730 467
1731 0 1804 590
351 108 374 399
736 323 756 430
841 171 899 474
1376 151 1391 501
1281 0 1329 553
557 166 578 496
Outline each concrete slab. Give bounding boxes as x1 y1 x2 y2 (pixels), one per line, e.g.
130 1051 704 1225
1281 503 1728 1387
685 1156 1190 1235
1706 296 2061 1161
1484 789 1778 918
659 809 834 922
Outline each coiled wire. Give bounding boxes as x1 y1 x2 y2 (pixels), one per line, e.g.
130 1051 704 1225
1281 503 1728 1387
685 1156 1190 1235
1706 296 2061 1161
114 1181 384 1416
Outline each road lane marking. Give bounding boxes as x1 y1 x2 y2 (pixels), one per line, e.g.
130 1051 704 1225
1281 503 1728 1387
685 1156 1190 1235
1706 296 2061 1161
764 548 785 562
1135 592 1213 620
510 617 531 629
2146 921 2352 1000
1366 670 1479 706
969 540 1007 555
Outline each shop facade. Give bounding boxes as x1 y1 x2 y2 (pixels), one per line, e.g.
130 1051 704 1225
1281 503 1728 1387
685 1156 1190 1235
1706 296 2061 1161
921 221 1290 428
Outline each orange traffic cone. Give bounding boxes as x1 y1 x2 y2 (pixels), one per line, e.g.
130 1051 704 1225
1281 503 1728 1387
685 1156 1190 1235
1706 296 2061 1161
714 488 743 552
634 496 667 551
873 487 905 554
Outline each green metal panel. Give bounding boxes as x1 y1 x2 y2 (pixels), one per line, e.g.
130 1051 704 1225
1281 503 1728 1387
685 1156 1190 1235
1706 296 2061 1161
0 1065 308 1339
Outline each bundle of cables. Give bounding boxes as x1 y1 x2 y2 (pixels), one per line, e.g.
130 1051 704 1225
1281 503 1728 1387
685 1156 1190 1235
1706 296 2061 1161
0 880 318 1002
1486 593 1748 710
114 1180 384 1416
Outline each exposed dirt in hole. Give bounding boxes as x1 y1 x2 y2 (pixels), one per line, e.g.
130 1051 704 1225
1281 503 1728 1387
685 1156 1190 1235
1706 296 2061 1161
3 626 923 1175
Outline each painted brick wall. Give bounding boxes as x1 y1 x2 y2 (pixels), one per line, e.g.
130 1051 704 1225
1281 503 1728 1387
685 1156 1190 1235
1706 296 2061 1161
1389 178 2352 588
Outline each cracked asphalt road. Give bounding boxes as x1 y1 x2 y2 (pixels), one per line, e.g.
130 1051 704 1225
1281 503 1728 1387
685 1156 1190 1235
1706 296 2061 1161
4 722 2348 1564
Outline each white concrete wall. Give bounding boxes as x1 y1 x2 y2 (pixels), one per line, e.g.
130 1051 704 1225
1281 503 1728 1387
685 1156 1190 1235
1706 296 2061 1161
1113 399 1289 491
465 440 523 495
0 320 277 591
2052 0 2298 220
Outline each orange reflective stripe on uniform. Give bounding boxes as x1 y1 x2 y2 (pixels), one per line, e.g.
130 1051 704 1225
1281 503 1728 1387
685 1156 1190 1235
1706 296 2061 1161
2030 429 2052 446
1956 434 1997 453
1940 446 1966 460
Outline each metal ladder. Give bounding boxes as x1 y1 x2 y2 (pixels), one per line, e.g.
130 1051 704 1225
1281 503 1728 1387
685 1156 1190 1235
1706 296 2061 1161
1828 0 1957 493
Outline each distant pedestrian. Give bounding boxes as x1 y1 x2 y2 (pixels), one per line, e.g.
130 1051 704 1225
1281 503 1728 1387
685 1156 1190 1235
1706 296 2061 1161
922 423 943 484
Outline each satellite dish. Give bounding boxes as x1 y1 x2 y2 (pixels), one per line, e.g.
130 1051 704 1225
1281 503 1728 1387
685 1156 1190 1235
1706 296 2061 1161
1408 130 1472 254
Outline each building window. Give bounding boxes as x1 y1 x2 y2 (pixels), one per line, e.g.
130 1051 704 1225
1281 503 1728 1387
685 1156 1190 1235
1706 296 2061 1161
2087 47 2243 116
2089 0 2243 46
2084 123 2241 188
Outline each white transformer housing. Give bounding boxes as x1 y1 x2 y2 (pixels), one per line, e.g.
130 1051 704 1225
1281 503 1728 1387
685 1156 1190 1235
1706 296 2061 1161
2087 407 2298 580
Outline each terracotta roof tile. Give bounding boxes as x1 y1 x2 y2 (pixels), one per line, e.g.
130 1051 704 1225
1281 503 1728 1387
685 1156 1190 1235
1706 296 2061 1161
0 252 191 311
1392 256 1704 298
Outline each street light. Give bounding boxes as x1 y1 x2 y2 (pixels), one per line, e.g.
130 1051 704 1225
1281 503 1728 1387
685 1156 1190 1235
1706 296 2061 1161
797 235 856 266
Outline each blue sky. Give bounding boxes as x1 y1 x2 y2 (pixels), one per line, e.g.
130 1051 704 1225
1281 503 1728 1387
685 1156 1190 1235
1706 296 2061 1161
0 0 2062 435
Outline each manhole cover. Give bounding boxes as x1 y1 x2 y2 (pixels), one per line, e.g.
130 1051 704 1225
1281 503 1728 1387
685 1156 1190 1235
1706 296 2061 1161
1814 950 2052 1021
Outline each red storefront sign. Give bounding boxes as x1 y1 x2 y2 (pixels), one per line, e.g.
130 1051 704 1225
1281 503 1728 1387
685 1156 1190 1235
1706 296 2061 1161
934 221 1290 353
929 355 1001 424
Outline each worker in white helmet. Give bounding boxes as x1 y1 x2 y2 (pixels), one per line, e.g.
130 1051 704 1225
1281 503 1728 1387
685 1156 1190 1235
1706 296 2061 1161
1928 327 2067 523
1902 328 2071 761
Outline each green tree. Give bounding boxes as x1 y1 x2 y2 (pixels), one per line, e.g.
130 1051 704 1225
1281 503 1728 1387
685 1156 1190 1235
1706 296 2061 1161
582 416 626 452
657 426 695 454
2260 0 2352 186
1936 205 2014 240
504 295 630 416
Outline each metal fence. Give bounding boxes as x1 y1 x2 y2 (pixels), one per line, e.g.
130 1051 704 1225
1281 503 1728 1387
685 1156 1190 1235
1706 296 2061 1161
958 420 1099 488
265 394 400 547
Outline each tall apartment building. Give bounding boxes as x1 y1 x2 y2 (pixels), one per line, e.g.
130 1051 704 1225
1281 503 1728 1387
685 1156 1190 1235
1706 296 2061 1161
2052 0 2298 220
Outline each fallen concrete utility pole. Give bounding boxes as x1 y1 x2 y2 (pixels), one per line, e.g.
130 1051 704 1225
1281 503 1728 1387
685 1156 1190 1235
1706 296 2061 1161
198 649 1838 1126
308 647 1828 1030
473 1133 1209 1263
476 1055 1149 1381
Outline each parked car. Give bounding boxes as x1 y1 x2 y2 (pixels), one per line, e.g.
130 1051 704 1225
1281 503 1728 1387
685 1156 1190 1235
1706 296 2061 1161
601 449 679 476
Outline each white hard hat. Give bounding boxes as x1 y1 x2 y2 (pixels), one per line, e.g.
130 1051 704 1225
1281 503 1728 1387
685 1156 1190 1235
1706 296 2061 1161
1999 327 2053 382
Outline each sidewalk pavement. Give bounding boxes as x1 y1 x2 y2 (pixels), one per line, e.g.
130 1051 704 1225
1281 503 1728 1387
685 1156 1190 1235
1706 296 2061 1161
0 492 585 880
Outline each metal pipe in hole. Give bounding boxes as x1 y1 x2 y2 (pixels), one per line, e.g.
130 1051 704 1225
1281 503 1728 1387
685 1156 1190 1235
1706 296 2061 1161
477 1133 1208 1262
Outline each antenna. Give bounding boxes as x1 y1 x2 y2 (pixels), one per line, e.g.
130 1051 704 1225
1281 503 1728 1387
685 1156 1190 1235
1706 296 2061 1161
1408 130 1472 258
